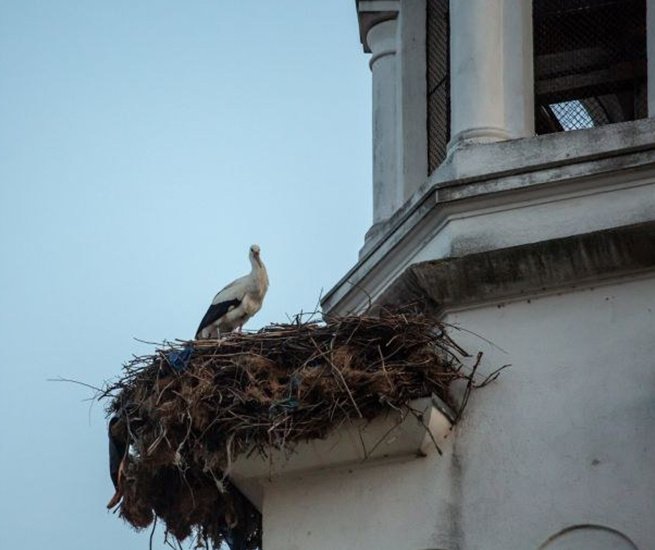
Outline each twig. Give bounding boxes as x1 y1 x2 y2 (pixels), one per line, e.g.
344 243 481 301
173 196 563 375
48 376 103 393
149 516 157 550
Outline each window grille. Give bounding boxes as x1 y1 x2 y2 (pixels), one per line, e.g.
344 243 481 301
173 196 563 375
533 0 647 134
426 0 450 174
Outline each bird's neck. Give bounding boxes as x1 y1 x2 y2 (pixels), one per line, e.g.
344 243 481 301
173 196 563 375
249 256 261 273
250 259 269 293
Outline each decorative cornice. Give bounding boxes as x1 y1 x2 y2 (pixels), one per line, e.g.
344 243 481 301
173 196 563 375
321 119 655 315
375 221 655 315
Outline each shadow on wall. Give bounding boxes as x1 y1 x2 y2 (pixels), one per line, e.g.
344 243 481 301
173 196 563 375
539 524 639 549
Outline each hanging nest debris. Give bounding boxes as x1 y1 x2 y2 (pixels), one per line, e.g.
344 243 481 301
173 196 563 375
101 313 495 549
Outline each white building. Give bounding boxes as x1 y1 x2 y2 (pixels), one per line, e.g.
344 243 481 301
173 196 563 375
237 2 655 548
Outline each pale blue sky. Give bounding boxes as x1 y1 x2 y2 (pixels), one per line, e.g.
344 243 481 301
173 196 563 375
0 2 371 548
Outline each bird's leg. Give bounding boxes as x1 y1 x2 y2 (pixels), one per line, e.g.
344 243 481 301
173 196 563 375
106 457 127 509
115 458 127 503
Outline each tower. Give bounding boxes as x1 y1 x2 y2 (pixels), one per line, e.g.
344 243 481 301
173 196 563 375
250 2 655 548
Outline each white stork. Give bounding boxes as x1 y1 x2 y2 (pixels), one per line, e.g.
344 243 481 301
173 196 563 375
196 244 269 339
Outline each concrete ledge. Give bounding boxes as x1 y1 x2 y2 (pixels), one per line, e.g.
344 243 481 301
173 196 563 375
358 120 655 260
376 221 655 314
323 120 655 316
435 118 655 186
230 396 452 510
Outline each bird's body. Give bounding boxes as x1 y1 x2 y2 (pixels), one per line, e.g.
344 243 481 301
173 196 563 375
196 245 268 339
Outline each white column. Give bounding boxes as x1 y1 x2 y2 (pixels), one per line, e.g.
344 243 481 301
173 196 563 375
504 0 534 138
368 19 401 225
449 0 509 148
449 0 533 150
398 0 427 201
648 0 655 116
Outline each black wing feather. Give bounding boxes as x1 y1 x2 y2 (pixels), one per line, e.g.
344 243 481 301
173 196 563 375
196 298 241 337
109 417 127 489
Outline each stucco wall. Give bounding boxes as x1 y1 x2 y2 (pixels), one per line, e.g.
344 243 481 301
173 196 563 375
264 276 655 549
445 276 655 550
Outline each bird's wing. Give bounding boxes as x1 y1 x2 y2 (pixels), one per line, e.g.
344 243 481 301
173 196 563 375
196 274 250 337
210 274 249 304
108 417 127 489
195 298 241 337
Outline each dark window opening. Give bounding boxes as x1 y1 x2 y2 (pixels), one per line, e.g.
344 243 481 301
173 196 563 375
533 0 647 135
427 0 450 174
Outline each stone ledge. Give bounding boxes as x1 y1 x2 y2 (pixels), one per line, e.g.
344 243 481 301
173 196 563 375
229 396 453 511
322 122 655 316
358 119 655 260
375 221 655 315
435 117 655 187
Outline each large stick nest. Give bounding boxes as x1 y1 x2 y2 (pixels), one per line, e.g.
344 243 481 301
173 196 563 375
102 313 486 549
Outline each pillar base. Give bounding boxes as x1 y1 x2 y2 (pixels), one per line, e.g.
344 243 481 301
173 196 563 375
447 126 512 153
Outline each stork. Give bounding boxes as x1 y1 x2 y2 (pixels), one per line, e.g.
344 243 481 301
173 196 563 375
196 244 269 339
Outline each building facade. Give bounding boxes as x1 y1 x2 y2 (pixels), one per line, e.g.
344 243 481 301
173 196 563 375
247 2 655 548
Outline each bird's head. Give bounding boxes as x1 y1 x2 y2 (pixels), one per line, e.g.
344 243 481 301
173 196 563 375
249 244 263 267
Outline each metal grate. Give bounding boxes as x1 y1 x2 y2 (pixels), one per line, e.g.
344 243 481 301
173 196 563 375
533 0 647 134
426 0 450 174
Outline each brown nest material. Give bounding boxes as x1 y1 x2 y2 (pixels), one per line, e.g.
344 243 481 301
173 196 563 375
101 313 492 549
